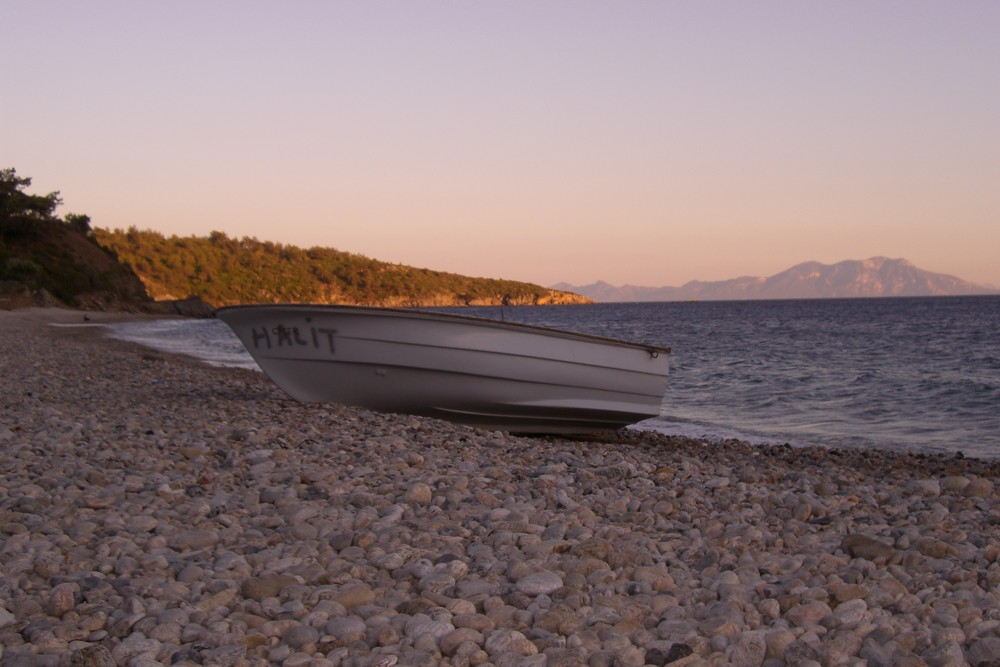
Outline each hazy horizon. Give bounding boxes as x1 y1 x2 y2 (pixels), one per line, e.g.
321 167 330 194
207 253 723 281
6 2 999 288
554 256 997 290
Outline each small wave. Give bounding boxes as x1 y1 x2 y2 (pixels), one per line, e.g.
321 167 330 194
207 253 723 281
632 417 790 448
107 319 258 369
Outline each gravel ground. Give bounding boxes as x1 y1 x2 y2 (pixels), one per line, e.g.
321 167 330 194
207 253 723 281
2 308 1000 667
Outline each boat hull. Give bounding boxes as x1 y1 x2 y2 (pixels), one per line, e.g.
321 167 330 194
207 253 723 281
215 304 669 434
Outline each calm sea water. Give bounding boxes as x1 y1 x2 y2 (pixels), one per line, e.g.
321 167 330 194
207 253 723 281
109 296 1000 459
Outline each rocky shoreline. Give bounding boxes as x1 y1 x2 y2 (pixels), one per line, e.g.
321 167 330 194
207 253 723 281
2 308 999 667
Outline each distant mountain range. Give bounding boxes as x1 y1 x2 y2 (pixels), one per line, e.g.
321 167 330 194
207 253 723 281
553 257 998 303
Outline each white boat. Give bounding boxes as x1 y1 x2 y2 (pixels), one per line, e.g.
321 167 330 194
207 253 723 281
215 304 669 434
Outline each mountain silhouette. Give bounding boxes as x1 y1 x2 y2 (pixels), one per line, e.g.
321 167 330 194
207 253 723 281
553 258 997 302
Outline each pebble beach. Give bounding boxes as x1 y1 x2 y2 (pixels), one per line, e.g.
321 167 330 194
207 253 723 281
3 308 1000 667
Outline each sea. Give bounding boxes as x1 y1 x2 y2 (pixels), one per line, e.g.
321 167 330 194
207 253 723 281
107 295 1000 460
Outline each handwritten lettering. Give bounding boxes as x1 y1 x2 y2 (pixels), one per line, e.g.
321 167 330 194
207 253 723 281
317 328 337 353
274 325 311 347
248 323 337 354
251 327 271 349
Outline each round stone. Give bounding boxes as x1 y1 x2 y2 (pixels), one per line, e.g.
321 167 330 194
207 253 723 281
515 571 564 596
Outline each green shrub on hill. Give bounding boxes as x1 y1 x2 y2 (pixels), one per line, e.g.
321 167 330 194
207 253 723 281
93 227 588 307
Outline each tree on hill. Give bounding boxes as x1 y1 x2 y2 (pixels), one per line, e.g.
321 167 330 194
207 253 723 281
1 168 63 232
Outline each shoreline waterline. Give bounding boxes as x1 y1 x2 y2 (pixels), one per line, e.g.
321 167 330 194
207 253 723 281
105 298 1000 460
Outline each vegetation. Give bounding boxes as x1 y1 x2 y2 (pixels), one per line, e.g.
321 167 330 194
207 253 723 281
93 227 587 307
2 166 586 309
1 168 150 307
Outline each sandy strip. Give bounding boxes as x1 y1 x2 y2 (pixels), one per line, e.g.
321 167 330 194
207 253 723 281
2 307 999 667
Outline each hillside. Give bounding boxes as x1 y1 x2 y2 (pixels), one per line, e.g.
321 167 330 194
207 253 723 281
555 258 997 303
1 169 152 310
3 167 587 311
93 228 589 308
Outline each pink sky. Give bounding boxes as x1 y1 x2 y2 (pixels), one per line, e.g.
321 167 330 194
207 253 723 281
5 1 999 288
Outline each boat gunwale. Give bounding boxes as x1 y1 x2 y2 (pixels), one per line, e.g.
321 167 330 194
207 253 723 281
214 303 672 356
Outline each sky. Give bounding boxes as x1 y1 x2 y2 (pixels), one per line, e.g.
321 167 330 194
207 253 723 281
4 2 999 288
